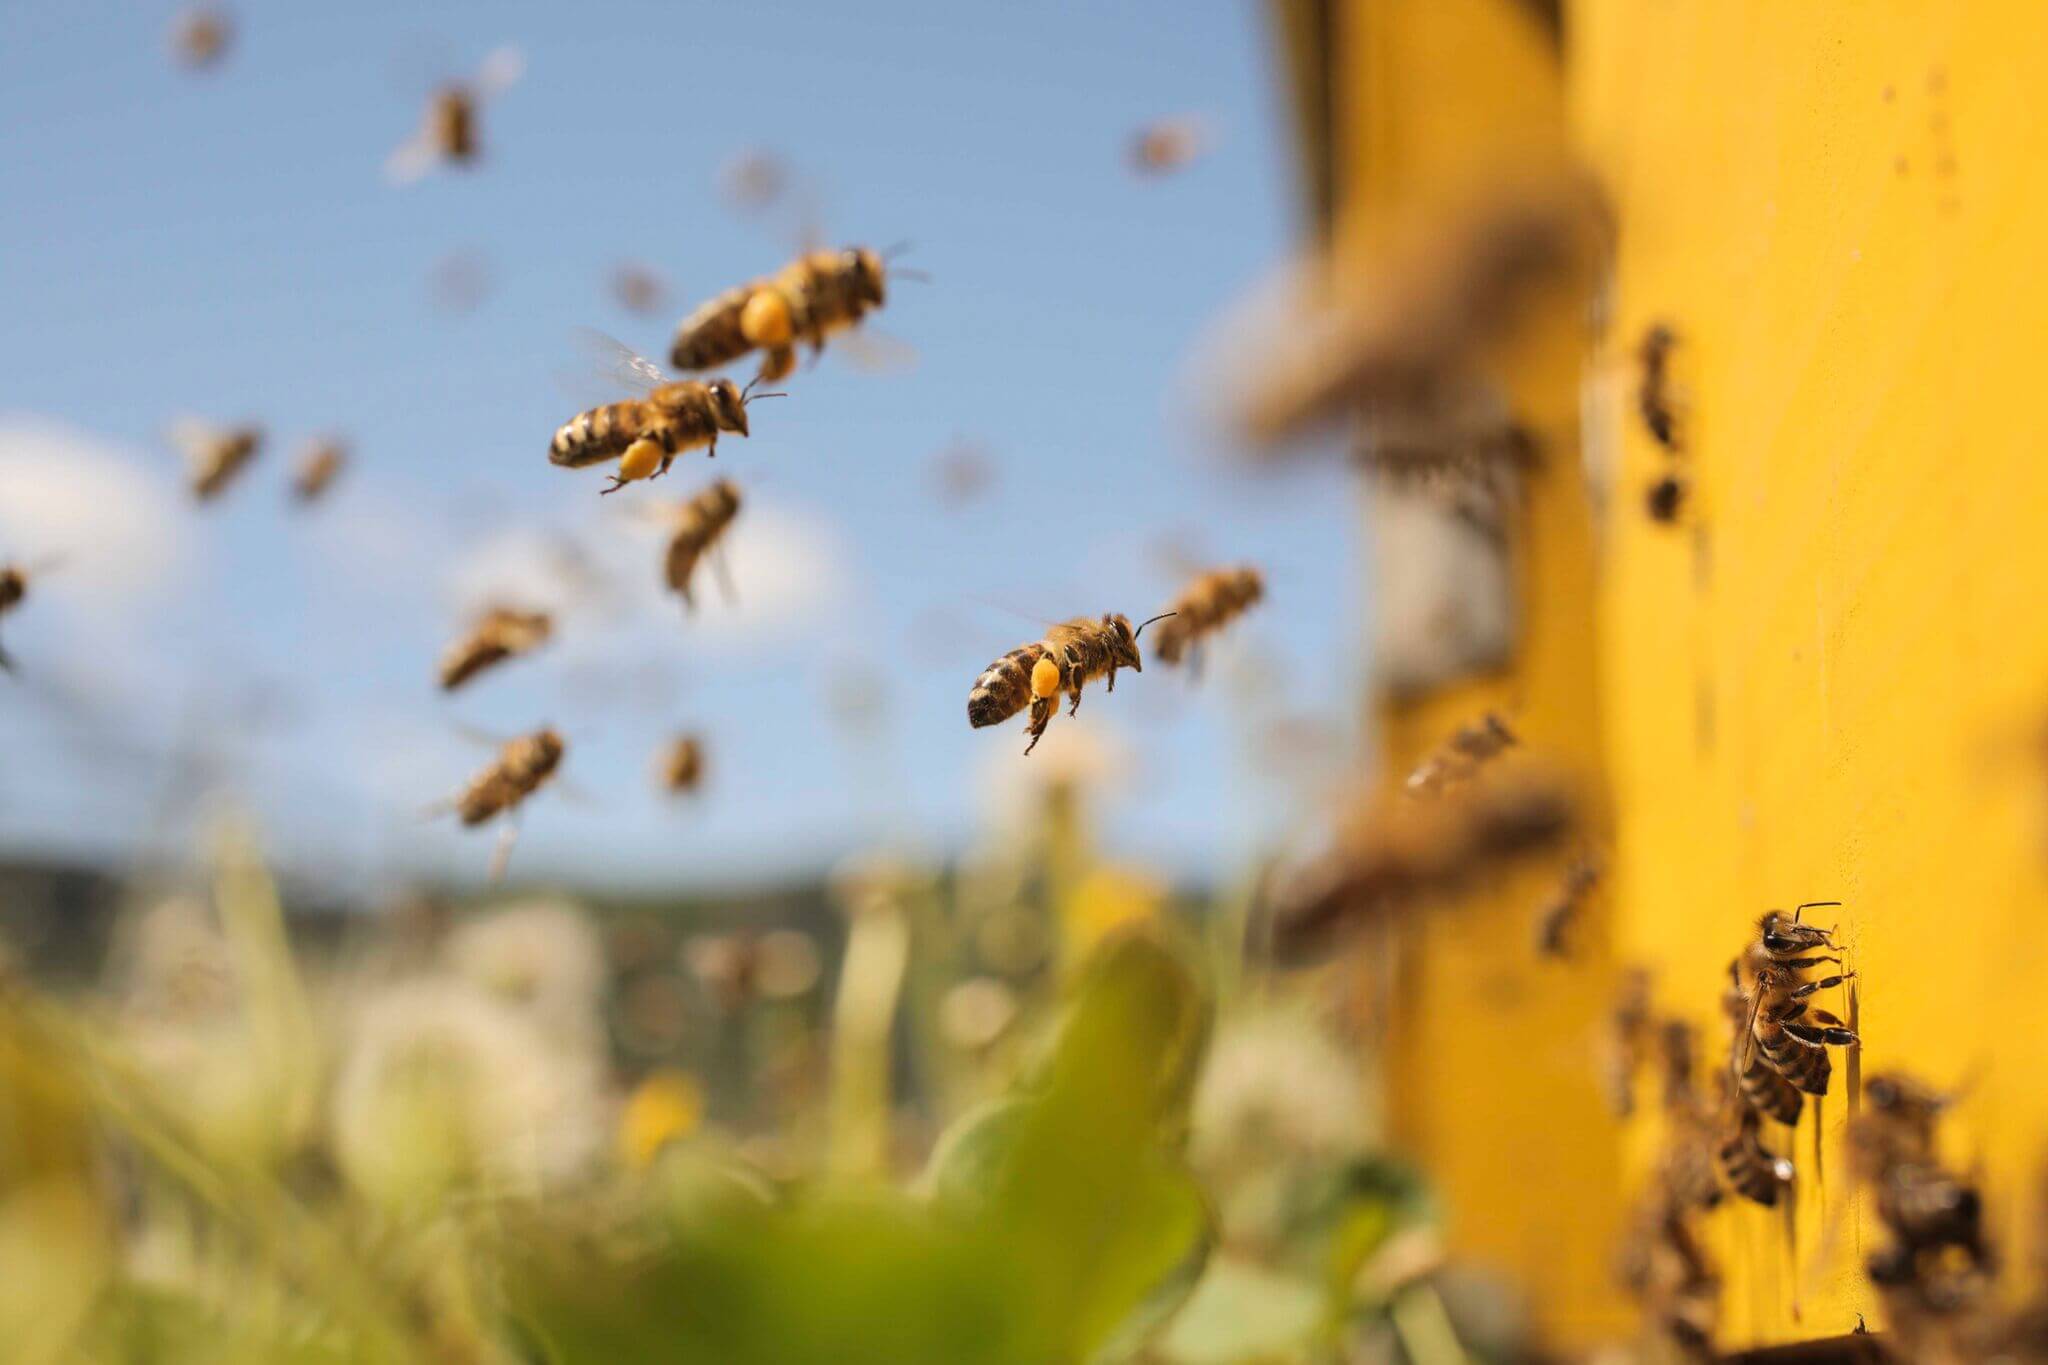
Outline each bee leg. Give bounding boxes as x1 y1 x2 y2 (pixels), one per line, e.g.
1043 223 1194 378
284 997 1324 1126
1067 685 1084 717
1105 664 1117 694
711 545 739 606
1779 955 1843 971
1785 1020 1859 1047
1788 972 1854 1000
487 817 522 884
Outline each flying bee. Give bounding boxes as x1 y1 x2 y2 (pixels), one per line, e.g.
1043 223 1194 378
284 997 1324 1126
1533 850 1601 957
169 6 232 69
290 436 347 504
1150 565 1265 675
1717 1101 1796 1206
0 556 59 675
1637 322 1681 452
1404 710 1517 795
384 45 523 185
1736 903 1860 1096
967 611 1174 756
610 261 671 316
552 333 778 494
1721 959 1802 1126
718 148 788 213
656 479 743 611
169 420 262 501
1129 116 1207 176
437 606 551 691
668 245 902 383
441 727 564 880
657 734 705 795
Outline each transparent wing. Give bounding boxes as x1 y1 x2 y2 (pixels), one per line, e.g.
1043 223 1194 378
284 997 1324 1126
473 44 525 99
838 328 919 376
164 416 223 463
570 326 667 394
384 134 438 186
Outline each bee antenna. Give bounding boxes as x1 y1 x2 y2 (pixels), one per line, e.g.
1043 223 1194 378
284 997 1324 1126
1131 611 1177 642
739 377 789 403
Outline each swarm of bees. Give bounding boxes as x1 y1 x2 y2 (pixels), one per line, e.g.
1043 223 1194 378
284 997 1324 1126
385 45 524 186
669 244 899 384
968 611 1173 756
657 734 705 796
171 420 263 502
1149 566 1264 675
437 606 552 692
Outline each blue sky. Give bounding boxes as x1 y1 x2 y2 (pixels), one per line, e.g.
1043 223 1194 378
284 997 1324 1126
0 0 1363 894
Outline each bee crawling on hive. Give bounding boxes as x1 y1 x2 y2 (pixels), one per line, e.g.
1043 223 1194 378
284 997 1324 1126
551 332 780 495
669 244 916 384
436 727 564 881
437 605 551 692
1533 850 1600 958
1149 565 1264 677
967 611 1174 756
1734 902 1860 1097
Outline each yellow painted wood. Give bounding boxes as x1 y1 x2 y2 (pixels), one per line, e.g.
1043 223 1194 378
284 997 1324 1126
1575 0 2048 1349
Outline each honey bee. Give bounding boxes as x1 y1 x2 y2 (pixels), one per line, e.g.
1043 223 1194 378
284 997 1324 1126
1735 903 1860 1097
551 334 776 494
437 606 551 691
1606 967 1654 1118
169 6 232 70
1533 851 1600 957
1637 322 1681 453
1150 566 1265 674
442 727 564 880
0 556 58 674
668 245 897 383
1646 473 1687 524
610 261 670 316
657 734 705 795
1717 1101 1796 1206
290 437 346 504
385 45 523 186
169 420 262 501
658 479 743 611
968 612 1173 756
1721 960 1803 1126
1404 710 1517 795
1129 116 1207 175
718 148 788 213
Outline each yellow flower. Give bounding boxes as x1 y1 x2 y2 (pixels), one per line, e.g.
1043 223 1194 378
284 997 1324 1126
1062 865 1164 961
619 1070 705 1171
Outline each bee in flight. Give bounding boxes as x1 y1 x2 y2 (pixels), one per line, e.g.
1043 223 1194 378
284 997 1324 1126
1128 115 1208 176
169 420 263 502
657 734 705 795
290 436 347 504
1404 710 1517 795
654 479 743 611
551 333 779 495
439 727 563 881
1150 565 1264 675
1533 851 1600 958
609 261 670 317
437 606 551 691
968 611 1174 756
384 45 523 185
669 244 906 384
1735 902 1859 1097
169 6 232 70
0 556 59 674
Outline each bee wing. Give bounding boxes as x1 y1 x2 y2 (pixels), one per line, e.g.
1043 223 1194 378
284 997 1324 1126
472 43 525 99
570 326 666 394
164 416 227 467
837 328 919 376
384 133 439 186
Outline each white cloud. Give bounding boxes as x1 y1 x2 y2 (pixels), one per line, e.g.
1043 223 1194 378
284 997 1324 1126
0 415 194 611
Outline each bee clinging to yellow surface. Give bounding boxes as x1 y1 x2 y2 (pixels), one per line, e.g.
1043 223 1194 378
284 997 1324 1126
442 727 564 880
385 45 524 185
669 245 897 384
968 611 1173 756
1150 565 1265 675
437 606 551 691
552 334 777 494
290 437 347 504
1722 959 1803 1126
1637 322 1682 453
658 479 743 611
170 420 263 501
1735 902 1860 1097
657 734 705 796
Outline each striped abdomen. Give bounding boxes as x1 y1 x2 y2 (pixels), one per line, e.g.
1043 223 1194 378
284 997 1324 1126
670 283 758 371
969 644 1045 727
1758 1023 1832 1095
1718 1108 1789 1206
1737 1048 1804 1125
551 401 651 468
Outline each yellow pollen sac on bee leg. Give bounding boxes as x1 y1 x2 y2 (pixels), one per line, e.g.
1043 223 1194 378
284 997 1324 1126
1031 655 1061 699
616 437 665 484
740 288 795 346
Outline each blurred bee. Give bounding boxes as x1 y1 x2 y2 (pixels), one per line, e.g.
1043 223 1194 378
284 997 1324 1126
718 148 788 213
1606 967 1653 1118
1533 851 1600 957
658 479 743 611
290 437 347 504
1722 959 1803 1126
170 420 262 501
928 437 997 509
1404 710 1517 796
1150 566 1264 674
1735 903 1859 1097
1260 771 1580 965
610 261 671 317
385 45 524 185
968 611 1173 756
1646 472 1687 524
0 556 59 675
1617 1075 1725 1362
441 727 563 880
552 334 776 494
169 6 232 70
428 249 493 314
437 606 551 691
657 734 705 796
668 245 900 383
1637 322 1681 452
1717 1102 1796 1206
1129 116 1207 176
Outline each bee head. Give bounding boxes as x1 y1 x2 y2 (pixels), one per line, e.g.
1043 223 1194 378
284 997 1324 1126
516 728 565 776
1105 614 1142 671
1237 566 1267 603
707 479 742 519
708 379 750 435
1759 905 1837 956
850 247 887 307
